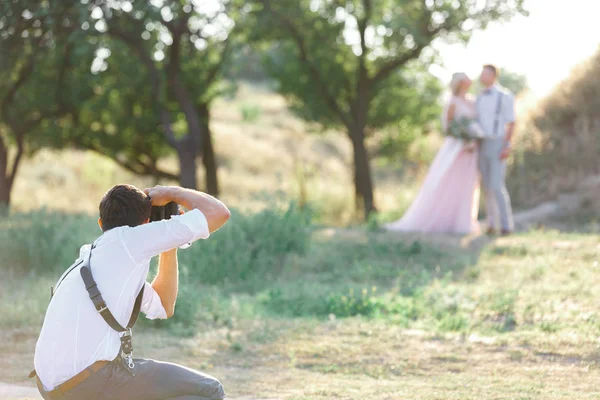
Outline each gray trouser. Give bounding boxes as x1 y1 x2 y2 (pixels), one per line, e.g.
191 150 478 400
479 138 514 231
37 358 225 400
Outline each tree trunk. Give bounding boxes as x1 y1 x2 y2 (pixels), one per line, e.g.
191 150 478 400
0 138 11 209
348 73 375 220
177 142 198 190
198 103 219 196
0 175 10 209
349 127 375 220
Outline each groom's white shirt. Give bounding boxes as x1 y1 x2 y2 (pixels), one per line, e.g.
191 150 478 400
476 85 516 138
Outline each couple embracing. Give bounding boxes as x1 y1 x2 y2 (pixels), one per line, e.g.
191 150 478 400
387 65 516 235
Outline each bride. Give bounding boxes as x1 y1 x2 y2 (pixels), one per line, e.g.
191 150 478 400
385 72 481 234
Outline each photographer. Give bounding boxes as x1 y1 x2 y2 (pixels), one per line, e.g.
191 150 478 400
32 184 230 400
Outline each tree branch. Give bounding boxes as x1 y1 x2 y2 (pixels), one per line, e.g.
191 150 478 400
259 0 352 128
370 45 424 85
83 140 179 181
54 38 75 112
1 53 36 127
118 157 180 182
166 28 204 153
370 16 447 85
7 133 24 188
105 15 179 149
205 39 231 85
357 0 372 68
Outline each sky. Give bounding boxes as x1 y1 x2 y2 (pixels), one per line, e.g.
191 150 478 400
433 0 600 96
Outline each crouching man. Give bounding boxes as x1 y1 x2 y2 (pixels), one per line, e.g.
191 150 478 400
32 184 231 400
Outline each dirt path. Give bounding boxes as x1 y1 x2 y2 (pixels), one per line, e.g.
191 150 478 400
0 383 39 400
0 383 269 400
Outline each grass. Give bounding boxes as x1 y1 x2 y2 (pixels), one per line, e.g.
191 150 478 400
2 211 600 398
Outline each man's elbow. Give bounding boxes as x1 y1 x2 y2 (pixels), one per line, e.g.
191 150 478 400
165 306 175 319
208 206 231 233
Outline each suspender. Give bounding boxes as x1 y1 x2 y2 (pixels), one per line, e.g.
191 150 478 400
493 91 504 137
79 243 144 333
476 89 505 138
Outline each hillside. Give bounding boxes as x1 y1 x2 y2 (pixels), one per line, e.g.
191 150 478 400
507 47 600 209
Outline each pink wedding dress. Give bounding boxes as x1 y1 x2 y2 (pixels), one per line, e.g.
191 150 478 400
385 96 480 234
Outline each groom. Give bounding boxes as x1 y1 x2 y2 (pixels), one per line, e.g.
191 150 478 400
476 64 516 235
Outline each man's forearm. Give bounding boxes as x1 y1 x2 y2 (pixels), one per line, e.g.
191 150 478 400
151 248 178 318
505 122 516 144
171 188 230 233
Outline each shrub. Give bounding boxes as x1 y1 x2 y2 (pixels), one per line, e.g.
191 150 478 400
178 203 312 290
0 209 98 275
508 48 600 207
240 103 261 122
480 290 519 332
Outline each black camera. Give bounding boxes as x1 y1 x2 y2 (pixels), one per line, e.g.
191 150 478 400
150 201 180 222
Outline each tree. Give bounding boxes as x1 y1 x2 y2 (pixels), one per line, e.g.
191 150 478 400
472 68 529 96
498 69 528 96
253 0 527 218
0 1 82 207
65 0 242 193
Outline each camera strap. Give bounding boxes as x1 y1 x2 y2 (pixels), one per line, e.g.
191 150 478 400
79 241 144 373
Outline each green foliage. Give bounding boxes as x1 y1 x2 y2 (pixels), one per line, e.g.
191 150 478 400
423 283 472 332
0 1 86 205
326 287 385 318
498 69 529 96
0 209 98 275
471 68 529 96
141 204 313 329
177 204 312 288
12 0 250 187
481 290 518 332
240 103 262 122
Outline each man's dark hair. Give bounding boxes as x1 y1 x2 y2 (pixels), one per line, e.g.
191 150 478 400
99 184 152 231
483 64 500 77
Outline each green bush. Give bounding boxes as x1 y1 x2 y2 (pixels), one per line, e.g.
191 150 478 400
178 203 312 289
0 209 98 275
147 204 312 328
482 290 518 332
239 103 261 122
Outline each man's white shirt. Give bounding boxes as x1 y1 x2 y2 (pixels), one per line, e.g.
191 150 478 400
476 85 516 138
34 209 210 391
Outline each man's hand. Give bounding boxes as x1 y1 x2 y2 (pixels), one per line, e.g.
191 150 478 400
145 185 230 233
500 145 511 160
144 186 181 206
463 142 477 153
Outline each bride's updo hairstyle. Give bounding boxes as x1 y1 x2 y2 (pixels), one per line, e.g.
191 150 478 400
450 72 468 96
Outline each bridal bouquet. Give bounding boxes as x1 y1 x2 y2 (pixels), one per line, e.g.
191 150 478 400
447 117 486 141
